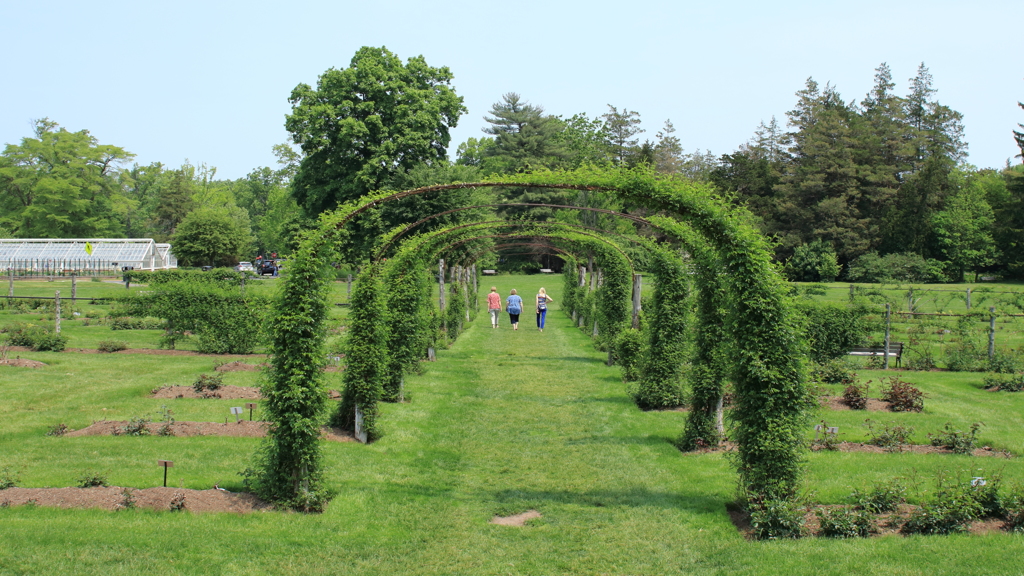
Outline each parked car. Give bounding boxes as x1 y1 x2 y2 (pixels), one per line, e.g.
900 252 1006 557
235 262 254 272
258 260 278 276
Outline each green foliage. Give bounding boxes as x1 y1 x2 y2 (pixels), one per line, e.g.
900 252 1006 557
335 267 389 441
901 482 983 535
193 373 224 392
250 238 332 508
382 264 432 402
171 206 255 267
2 323 69 351
816 507 876 538
109 316 164 330
286 46 465 216
117 282 269 354
808 359 857 385
793 301 871 363
118 416 151 436
845 252 948 283
786 240 840 282
614 329 645 382
76 471 109 488
879 375 925 412
45 423 69 437
852 478 907 513
864 419 914 452
984 372 1024 392
928 422 983 454
747 499 805 540
987 349 1022 374
0 118 132 238
633 248 688 409
0 467 19 489
97 340 128 353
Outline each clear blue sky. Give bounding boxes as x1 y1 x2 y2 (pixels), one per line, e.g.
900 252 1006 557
2 0 1020 180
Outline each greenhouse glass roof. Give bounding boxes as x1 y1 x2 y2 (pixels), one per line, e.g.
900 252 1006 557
0 239 176 269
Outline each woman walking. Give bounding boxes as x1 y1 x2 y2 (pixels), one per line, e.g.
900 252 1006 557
506 289 523 331
535 287 554 332
486 287 502 328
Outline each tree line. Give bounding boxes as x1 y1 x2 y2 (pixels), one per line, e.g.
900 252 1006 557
3 47 1023 280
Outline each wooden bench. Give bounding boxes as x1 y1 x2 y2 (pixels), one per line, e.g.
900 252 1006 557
482 269 496 275
539 268 554 273
848 342 904 367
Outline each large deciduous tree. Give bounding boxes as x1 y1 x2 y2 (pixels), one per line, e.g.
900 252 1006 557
0 119 133 238
285 46 466 215
171 207 254 267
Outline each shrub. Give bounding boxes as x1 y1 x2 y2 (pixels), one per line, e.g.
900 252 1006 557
988 350 1022 374
615 329 645 382
118 488 137 510
808 359 857 385
156 406 175 436
842 382 870 410
928 422 983 455
77 471 109 488
879 376 925 412
852 478 906 513
169 491 187 511
0 467 19 489
748 499 805 540
193 373 223 392
2 323 68 351
109 316 164 330
865 419 915 452
901 482 983 535
794 303 872 364
816 507 876 538
1005 485 1024 532
118 417 151 436
786 240 840 282
984 372 1024 392
45 423 69 437
904 348 937 371
97 340 129 353
846 251 947 283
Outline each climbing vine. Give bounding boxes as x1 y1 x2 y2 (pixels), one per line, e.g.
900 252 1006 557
335 264 389 441
632 245 689 410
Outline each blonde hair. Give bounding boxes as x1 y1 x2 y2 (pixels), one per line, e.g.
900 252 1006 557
510 289 517 295
490 286 497 292
538 288 547 296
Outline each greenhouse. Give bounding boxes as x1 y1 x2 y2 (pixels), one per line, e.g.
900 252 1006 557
0 239 177 277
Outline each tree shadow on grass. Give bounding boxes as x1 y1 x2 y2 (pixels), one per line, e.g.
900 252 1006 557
484 485 727 515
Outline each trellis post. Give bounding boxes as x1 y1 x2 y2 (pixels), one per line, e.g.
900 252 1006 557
55 290 61 334
71 274 77 302
849 284 854 302
347 274 352 300
883 303 891 370
631 274 642 329
438 259 446 311
7 269 12 298
463 267 470 323
966 288 971 311
989 306 996 360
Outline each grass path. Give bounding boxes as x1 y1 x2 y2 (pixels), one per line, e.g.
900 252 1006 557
4 276 1024 574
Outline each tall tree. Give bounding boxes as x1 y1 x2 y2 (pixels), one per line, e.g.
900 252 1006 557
285 46 466 215
932 173 997 281
1014 99 1024 160
481 92 566 173
0 119 133 238
602 105 644 166
171 206 254 267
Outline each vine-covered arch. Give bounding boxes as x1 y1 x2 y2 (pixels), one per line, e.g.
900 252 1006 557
255 167 805 508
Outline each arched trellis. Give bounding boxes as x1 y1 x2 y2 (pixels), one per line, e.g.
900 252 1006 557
256 167 805 507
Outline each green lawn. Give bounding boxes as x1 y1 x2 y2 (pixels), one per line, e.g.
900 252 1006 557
2 274 1024 575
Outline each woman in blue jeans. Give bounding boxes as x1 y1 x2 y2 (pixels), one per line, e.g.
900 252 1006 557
535 287 554 331
506 289 523 330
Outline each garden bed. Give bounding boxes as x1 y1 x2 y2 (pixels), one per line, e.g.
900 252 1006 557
151 385 262 399
0 358 47 368
63 420 357 442
810 441 1011 457
0 486 272 513
822 396 892 411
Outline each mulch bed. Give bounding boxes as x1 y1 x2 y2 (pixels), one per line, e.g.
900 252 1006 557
151 385 262 399
0 486 272 514
811 441 1011 458
4 346 266 358
728 503 1010 539
0 358 47 368
63 420 358 442
822 396 892 411
215 361 265 372
150 386 344 400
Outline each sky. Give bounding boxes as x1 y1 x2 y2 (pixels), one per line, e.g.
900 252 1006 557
2 0 1021 180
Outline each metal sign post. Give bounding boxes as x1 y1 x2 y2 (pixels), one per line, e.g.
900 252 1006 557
158 460 174 487
245 403 257 421
230 407 243 423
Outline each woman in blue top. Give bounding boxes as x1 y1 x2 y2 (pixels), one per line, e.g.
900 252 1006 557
505 289 523 331
535 287 554 332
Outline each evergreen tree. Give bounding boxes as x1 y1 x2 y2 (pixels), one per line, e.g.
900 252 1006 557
602 105 644 166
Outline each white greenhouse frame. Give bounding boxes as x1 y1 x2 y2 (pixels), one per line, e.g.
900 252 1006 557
0 239 177 277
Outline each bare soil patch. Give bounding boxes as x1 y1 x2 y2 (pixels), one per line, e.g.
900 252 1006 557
151 385 262 399
215 361 265 372
811 441 1011 458
0 486 271 513
729 503 1010 539
0 358 47 368
490 510 542 526
63 420 357 442
6 345 266 358
823 396 891 411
